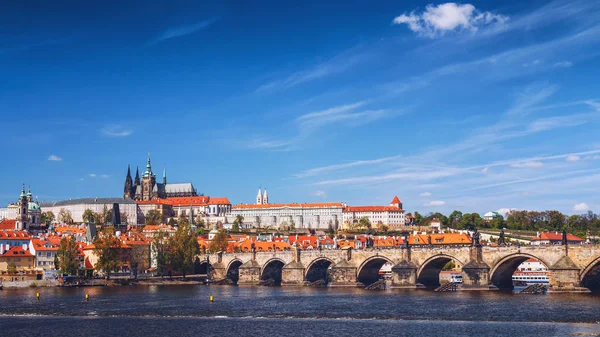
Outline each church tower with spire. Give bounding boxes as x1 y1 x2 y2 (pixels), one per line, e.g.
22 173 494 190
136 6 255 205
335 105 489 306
141 153 157 201
124 165 133 199
256 188 263 205
16 184 29 231
262 188 269 205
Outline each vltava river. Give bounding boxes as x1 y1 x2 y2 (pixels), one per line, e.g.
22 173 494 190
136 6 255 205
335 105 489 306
1 286 599 336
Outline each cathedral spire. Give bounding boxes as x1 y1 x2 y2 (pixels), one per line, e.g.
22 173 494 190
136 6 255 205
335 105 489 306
163 166 167 185
134 166 140 185
20 184 25 198
126 164 131 178
143 153 153 177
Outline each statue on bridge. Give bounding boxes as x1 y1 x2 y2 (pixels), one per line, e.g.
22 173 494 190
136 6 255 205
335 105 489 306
427 235 432 247
562 229 568 246
403 233 410 249
498 229 506 246
471 229 481 247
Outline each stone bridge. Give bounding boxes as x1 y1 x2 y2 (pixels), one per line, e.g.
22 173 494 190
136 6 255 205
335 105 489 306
199 244 600 292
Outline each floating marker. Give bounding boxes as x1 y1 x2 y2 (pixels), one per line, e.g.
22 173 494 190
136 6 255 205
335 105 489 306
85 294 90 300
209 295 214 302
36 293 40 300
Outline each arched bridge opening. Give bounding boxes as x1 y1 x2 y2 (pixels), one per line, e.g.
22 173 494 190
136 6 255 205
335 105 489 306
357 257 393 287
417 255 461 288
194 258 209 275
305 258 333 284
226 260 243 285
490 254 548 290
581 258 600 292
261 259 285 286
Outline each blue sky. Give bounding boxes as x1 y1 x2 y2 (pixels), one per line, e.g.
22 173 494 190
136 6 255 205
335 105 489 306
1 0 599 215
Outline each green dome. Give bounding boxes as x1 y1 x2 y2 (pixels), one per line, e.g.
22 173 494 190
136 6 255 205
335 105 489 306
28 202 41 211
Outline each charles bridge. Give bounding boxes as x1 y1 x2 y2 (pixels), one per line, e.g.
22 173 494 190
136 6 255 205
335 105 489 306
200 244 600 292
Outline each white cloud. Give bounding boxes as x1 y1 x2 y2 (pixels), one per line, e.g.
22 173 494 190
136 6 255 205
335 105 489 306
522 59 542 67
573 202 590 212
314 190 326 197
392 3 508 38
246 137 291 150
48 154 62 161
495 208 515 217
554 61 573 68
100 174 110 179
89 174 97 178
419 192 432 197
424 200 445 207
101 125 133 137
566 155 580 162
510 161 544 168
147 18 219 46
481 167 489 173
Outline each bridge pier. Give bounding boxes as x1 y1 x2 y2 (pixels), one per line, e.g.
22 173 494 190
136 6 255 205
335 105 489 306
391 260 418 288
328 260 359 287
548 256 589 293
238 259 261 285
461 246 493 290
281 261 305 286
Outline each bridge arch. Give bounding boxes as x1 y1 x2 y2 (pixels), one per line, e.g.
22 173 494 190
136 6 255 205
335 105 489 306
260 258 286 286
489 253 549 290
417 254 464 288
580 256 600 292
225 259 243 284
356 255 394 287
194 257 210 275
305 257 334 284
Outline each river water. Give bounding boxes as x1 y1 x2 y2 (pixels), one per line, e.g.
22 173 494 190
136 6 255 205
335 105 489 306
1 286 599 336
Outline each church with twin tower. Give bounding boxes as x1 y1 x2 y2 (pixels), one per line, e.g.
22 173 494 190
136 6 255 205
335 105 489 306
123 154 197 201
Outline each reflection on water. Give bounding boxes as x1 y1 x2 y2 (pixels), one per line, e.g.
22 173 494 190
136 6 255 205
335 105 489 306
1 286 599 337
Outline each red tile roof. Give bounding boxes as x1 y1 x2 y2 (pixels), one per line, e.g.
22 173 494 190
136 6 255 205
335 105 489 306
0 230 31 240
531 232 583 242
390 196 401 204
31 238 60 251
207 197 231 205
0 219 16 230
233 202 344 210
343 206 402 212
166 196 210 206
2 246 33 257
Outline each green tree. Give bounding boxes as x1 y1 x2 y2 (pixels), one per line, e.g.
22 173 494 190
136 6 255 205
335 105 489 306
145 209 162 226
233 215 244 231
442 260 456 271
290 220 295 231
414 212 423 225
458 213 482 230
7 262 17 275
152 231 169 277
56 236 80 275
93 229 122 279
448 210 463 229
41 211 56 224
167 221 200 278
357 216 372 230
58 208 74 224
82 209 95 223
208 229 229 253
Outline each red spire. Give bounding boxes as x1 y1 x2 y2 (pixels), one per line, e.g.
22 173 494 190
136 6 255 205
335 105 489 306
390 196 401 204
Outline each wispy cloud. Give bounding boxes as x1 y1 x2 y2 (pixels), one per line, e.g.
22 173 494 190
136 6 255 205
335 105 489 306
101 125 133 137
89 174 97 178
419 192 432 197
48 154 62 161
147 18 219 46
100 174 110 179
255 47 371 94
314 190 326 197
392 3 508 38
245 137 291 150
509 161 544 169
573 202 589 212
424 200 446 207
566 155 581 162
554 61 573 68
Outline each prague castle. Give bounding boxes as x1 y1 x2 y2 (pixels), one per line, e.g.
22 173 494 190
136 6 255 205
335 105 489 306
124 154 197 200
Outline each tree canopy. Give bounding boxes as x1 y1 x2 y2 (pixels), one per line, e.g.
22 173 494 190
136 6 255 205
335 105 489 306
208 229 229 253
167 221 199 278
145 209 162 226
56 236 80 275
93 229 122 278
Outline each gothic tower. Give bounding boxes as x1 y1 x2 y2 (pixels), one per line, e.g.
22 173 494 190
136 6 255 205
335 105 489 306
263 188 269 204
141 153 156 201
163 167 167 185
134 166 141 186
124 165 133 199
16 184 28 231
256 188 262 205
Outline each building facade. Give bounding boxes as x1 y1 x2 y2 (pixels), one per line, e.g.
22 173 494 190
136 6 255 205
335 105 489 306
229 189 344 230
40 198 138 226
342 196 405 229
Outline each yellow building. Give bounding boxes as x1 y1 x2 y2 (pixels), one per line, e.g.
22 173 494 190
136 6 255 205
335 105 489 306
0 246 37 281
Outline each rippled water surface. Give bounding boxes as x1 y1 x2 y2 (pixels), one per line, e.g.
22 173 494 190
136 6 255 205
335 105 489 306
1 286 599 336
